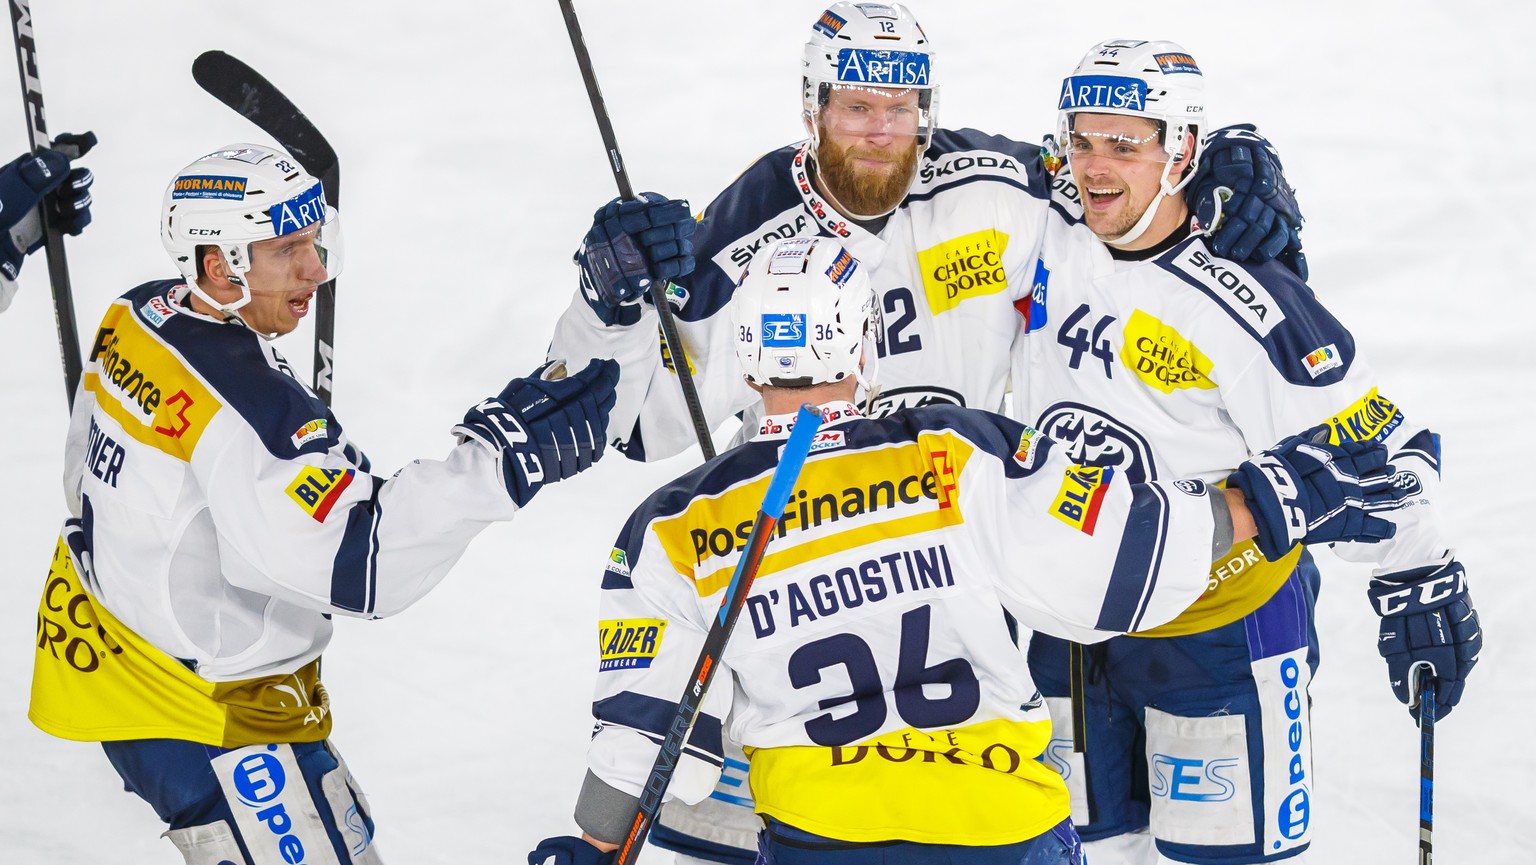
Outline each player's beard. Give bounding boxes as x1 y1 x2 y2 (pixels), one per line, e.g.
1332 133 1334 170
815 138 920 218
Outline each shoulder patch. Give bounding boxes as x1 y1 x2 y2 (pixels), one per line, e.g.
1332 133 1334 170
1168 242 1286 337
598 619 667 671
285 466 355 522
1327 387 1404 444
1051 464 1114 535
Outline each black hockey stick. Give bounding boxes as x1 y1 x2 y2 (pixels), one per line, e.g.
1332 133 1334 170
556 0 716 460
614 405 822 865
9 0 84 409
1415 668 1436 865
191 50 339 406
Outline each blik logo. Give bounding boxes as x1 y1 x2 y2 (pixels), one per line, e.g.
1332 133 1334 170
138 295 178 328
1327 387 1402 445
1151 754 1241 801
812 9 846 38
285 466 355 523
598 618 667 671
836 48 930 86
290 418 328 449
1058 75 1147 111
1153 52 1202 75
1050 464 1113 534
171 175 247 201
606 548 631 578
1302 344 1343 379
232 750 287 806
270 182 326 237
808 430 846 453
762 314 807 347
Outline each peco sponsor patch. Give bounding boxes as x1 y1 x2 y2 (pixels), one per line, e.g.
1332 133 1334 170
598 618 666 671
1327 387 1402 444
918 228 1010 315
285 466 354 523
835 48 930 86
813 8 846 38
1119 309 1217 394
289 418 328 449
1301 344 1342 379
1051 464 1114 535
138 295 178 328
171 175 247 201
1154 52 1201 75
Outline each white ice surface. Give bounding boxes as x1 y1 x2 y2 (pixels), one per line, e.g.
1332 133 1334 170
0 2 1530 862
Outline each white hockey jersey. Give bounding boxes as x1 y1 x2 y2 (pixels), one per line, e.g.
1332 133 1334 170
1011 212 1451 635
31 279 518 747
579 401 1219 846
549 130 1055 460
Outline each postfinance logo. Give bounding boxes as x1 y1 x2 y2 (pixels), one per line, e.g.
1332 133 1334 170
1118 309 1217 394
918 229 1009 315
85 307 220 459
597 619 667 671
1327 387 1402 445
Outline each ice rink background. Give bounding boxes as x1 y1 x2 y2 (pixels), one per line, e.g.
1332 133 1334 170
0 1 1530 862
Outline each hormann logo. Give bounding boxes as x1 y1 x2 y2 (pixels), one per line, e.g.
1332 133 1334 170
1327 387 1402 444
1154 52 1201 75
917 229 1009 315
812 9 846 38
1172 246 1285 336
598 618 666 671
1118 309 1217 394
171 174 247 201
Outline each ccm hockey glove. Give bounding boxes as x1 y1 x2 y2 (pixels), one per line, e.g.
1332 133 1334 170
0 132 96 280
1369 558 1481 719
1189 124 1308 281
575 192 695 326
454 359 619 506
528 836 615 865
1229 424 1401 561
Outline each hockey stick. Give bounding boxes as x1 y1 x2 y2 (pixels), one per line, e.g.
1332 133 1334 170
614 405 823 865
556 0 717 460
1415 667 1436 865
191 51 340 406
9 0 84 409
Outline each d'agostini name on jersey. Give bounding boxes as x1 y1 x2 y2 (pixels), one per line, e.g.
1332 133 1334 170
746 542 955 637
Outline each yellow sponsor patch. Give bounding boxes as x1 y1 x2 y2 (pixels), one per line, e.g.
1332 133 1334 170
84 307 222 460
1050 465 1114 535
285 466 355 523
1118 309 1217 394
598 618 667 671
660 325 697 376
1327 387 1403 444
918 229 1010 315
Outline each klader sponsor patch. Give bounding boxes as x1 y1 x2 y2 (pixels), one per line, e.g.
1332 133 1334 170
285 466 354 523
598 619 666 671
1327 387 1402 444
1051 465 1113 534
918 229 1009 314
1119 309 1217 393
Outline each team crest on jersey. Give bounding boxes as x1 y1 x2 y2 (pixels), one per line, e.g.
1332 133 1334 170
918 229 1010 315
1119 309 1217 394
1174 479 1207 496
1302 344 1343 379
606 548 631 578
1051 465 1114 534
867 385 964 418
1013 425 1042 469
138 295 178 328
285 466 354 523
598 618 666 671
1037 402 1156 485
289 418 328 449
1327 387 1402 444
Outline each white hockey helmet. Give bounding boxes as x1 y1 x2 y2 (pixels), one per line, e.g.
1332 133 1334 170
1057 40 1207 244
801 2 938 151
731 237 880 392
161 143 343 314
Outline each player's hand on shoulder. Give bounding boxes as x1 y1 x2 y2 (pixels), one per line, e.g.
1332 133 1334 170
528 835 616 865
0 131 97 280
454 358 620 506
1369 557 1481 720
1189 124 1308 281
575 192 695 326
1229 424 1407 561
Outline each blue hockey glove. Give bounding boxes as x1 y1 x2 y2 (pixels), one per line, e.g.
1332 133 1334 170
528 836 616 865
1228 425 1402 562
1369 558 1481 719
0 132 96 280
575 192 695 327
1189 124 1307 281
453 358 619 506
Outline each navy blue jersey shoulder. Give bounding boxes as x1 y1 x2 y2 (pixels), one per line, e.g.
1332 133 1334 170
1156 237 1358 387
912 128 1051 203
120 280 344 460
865 404 1056 480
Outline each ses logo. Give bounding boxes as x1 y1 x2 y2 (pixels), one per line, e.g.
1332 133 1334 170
1150 754 1241 802
761 314 807 347
230 746 315 864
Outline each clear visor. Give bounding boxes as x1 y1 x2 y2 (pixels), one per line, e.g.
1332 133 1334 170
818 83 934 144
1061 124 1175 165
241 205 344 293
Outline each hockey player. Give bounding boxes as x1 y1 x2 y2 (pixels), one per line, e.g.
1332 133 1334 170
1009 40 1483 864
0 134 94 310
528 237 1408 865
28 143 619 865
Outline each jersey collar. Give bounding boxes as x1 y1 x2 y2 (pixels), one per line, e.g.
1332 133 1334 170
755 400 862 440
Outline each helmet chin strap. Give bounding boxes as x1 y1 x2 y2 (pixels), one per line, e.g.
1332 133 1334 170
1098 148 1191 251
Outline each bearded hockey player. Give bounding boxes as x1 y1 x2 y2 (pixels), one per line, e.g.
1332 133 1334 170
1009 40 1483 865
528 237 1410 865
28 143 619 865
